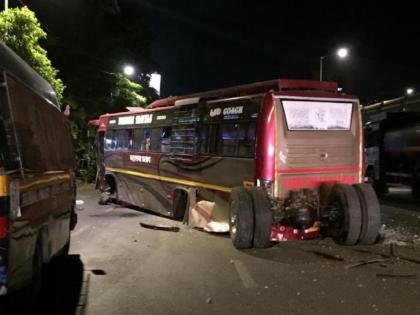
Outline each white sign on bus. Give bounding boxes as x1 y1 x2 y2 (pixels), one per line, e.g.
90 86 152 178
118 116 135 125
135 114 153 124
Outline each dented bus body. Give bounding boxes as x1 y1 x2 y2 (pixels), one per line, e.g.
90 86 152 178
0 43 76 297
90 79 380 249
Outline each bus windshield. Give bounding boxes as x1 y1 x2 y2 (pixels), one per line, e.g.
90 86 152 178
282 100 353 131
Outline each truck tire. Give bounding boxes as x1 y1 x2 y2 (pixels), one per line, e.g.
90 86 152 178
229 187 254 249
329 184 362 245
248 187 272 248
353 183 381 245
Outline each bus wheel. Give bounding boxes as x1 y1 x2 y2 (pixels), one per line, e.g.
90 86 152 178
229 187 254 249
328 184 362 245
353 183 381 245
248 187 272 248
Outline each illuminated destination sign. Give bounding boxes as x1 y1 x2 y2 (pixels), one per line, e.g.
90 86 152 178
118 116 135 125
129 155 152 163
209 106 244 118
135 114 153 124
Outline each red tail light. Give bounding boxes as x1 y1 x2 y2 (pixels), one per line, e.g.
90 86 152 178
0 217 8 238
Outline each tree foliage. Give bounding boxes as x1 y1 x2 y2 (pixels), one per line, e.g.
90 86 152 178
109 73 146 109
0 7 65 102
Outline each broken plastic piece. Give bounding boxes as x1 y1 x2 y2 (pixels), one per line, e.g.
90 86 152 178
140 222 180 232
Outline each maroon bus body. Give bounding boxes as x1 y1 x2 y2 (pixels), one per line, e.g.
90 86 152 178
90 78 379 249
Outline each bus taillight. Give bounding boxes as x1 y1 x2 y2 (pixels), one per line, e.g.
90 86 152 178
0 217 8 238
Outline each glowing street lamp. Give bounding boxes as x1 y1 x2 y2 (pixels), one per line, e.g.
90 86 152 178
337 48 348 58
123 65 135 76
407 88 414 95
320 47 349 81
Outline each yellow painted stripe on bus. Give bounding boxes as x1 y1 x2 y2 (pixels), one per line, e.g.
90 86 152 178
107 167 233 193
19 174 71 192
0 176 9 197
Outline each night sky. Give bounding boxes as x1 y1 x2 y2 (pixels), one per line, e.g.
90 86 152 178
10 1 420 104
134 1 420 103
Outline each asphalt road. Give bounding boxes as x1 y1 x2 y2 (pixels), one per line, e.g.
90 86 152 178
67 184 420 315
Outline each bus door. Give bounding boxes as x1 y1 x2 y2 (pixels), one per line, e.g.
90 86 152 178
275 97 362 198
95 131 106 190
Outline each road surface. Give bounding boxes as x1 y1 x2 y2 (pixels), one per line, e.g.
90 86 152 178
66 184 420 315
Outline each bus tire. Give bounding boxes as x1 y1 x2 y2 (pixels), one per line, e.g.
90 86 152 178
353 183 381 245
248 187 272 248
229 187 254 249
329 184 362 245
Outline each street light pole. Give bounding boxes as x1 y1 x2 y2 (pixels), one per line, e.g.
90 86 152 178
319 56 325 81
319 47 348 82
5 0 8 11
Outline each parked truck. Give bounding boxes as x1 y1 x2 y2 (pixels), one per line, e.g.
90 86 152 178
0 42 77 303
364 111 420 198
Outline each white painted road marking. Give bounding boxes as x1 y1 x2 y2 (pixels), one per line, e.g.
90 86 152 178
232 260 257 289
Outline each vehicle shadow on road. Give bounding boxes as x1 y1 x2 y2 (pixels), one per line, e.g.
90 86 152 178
39 254 87 315
4 254 88 315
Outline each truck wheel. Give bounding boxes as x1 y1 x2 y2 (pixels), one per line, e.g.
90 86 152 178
329 184 362 245
248 187 272 248
353 183 381 245
229 187 254 249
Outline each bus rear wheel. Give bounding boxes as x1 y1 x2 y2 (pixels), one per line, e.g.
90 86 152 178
353 183 381 245
328 184 362 245
248 187 272 248
229 187 254 249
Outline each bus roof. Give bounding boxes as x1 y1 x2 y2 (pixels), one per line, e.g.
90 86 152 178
90 78 356 123
147 79 339 109
0 42 59 108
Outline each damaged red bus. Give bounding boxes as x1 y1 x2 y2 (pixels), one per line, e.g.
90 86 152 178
89 79 380 249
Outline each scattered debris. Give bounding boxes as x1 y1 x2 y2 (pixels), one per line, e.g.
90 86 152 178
206 297 212 304
305 250 344 261
229 259 234 264
264 285 269 289
139 222 180 232
76 200 85 205
345 259 388 270
376 273 417 279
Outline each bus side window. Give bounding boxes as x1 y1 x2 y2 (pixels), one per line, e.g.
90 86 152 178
161 127 171 153
238 122 256 157
132 129 144 151
150 128 161 152
218 122 256 157
199 125 209 154
115 130 130 150
141 128 151 151
219 124 238 156
105 130 116 150
200 124 218 155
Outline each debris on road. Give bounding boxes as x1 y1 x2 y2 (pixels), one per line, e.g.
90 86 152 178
376 273 417 279
139 222 180 232
206 297 212 304
345 258 389 270
305 250 344 261
76 200 85 205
